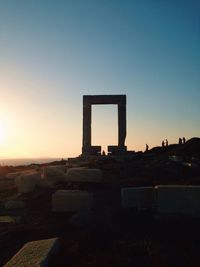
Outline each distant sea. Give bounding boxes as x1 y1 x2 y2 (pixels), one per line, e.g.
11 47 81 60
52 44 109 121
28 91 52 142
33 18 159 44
0 158 63 166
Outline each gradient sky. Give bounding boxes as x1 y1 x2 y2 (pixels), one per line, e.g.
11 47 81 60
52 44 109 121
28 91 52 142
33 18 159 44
0 0 199 158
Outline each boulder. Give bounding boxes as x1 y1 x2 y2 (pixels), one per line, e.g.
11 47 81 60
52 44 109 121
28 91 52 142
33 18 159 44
121 186 156 211
65 168 102 183
0 216 21 223
188 186 200 215
6 169 39 179
15 171 41 194
4 200 25 209
156 185 200 215
4 238 59 267
6 172 21 179
52 190 93 212
69 208 112 228
42 165 66 185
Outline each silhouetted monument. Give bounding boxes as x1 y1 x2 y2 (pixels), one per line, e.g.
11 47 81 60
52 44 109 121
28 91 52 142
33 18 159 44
183 137 186 144
82 95 127 156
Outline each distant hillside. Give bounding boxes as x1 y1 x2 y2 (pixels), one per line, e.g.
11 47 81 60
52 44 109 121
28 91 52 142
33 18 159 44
149 138 200 158
171 137 200 157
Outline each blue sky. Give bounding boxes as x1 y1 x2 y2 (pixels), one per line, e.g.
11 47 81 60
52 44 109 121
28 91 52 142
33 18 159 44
0 0 199 157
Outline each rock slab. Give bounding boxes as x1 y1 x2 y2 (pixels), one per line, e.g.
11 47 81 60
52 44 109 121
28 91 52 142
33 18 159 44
4 200 25 210
121 187 156 211
65 168 102 183
42 165 66 185
156 185 200 215
4 237 59 267
52 190 93 212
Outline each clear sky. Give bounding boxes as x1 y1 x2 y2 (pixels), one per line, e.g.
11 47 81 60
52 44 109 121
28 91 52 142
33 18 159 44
0 0 199 158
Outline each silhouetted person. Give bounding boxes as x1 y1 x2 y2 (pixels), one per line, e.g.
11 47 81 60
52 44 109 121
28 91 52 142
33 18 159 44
145 144 149 152
102 150 106 156
162 140 165 147
179 138 182 145
165 139 168 146
183 137 186 144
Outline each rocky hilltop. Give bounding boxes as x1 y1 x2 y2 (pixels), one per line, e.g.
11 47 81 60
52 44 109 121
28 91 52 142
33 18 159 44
0 137 200 267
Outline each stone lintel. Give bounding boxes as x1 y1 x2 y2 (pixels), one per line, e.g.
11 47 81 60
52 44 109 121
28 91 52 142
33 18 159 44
83 95 126 105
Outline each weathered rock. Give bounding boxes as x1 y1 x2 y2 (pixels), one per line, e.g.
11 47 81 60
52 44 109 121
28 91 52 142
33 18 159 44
52 190 93 212
42 165 66 185
188 186 200 215
6 172 21 179
156 185 200 216
6 169 40 179
4 200 25 210
4 238 59 267
15 171 41 194
121 186 156 211
0 216 21 223
65 168 102 183
69 208 113 228
36 179 54 189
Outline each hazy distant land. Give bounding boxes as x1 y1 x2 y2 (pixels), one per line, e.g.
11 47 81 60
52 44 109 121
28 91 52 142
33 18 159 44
0 158 63 166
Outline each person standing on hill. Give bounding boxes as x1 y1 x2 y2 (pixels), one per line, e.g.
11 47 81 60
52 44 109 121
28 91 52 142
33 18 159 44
183 137 186 144
179 138 183 145
162 140 165 147
165 139 168 146
145 144 149 152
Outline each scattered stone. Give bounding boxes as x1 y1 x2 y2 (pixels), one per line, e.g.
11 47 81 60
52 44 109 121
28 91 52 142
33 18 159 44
121 186 156 211
52 190 93 212
15 171 41 194
6 172 21 179
156 185 200 216
0 216 21 223
168 155 183 163
69 208 113 228
6 169 40 179
189 186 200 215
0 178 16 192
4 238 59 267
65 167 102 183
4 200 25 210
36 179 55 189
42 165 66 185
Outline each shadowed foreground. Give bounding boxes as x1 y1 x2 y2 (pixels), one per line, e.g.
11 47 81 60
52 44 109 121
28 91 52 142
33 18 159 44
1 138 200 266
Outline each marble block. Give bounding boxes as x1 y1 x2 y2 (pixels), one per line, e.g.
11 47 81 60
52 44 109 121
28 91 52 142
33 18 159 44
52 190 93 212
121 186 155 211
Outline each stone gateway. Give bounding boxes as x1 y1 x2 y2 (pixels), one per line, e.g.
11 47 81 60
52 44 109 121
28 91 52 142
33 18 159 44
82 95 127 156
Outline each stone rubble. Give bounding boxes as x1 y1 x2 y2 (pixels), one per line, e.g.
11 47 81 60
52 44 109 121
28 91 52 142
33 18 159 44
52 189 93 212
4 238 59 267
65 167 102 183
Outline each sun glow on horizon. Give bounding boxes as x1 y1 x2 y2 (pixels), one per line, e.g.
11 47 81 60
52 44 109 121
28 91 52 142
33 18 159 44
0 119 7 145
